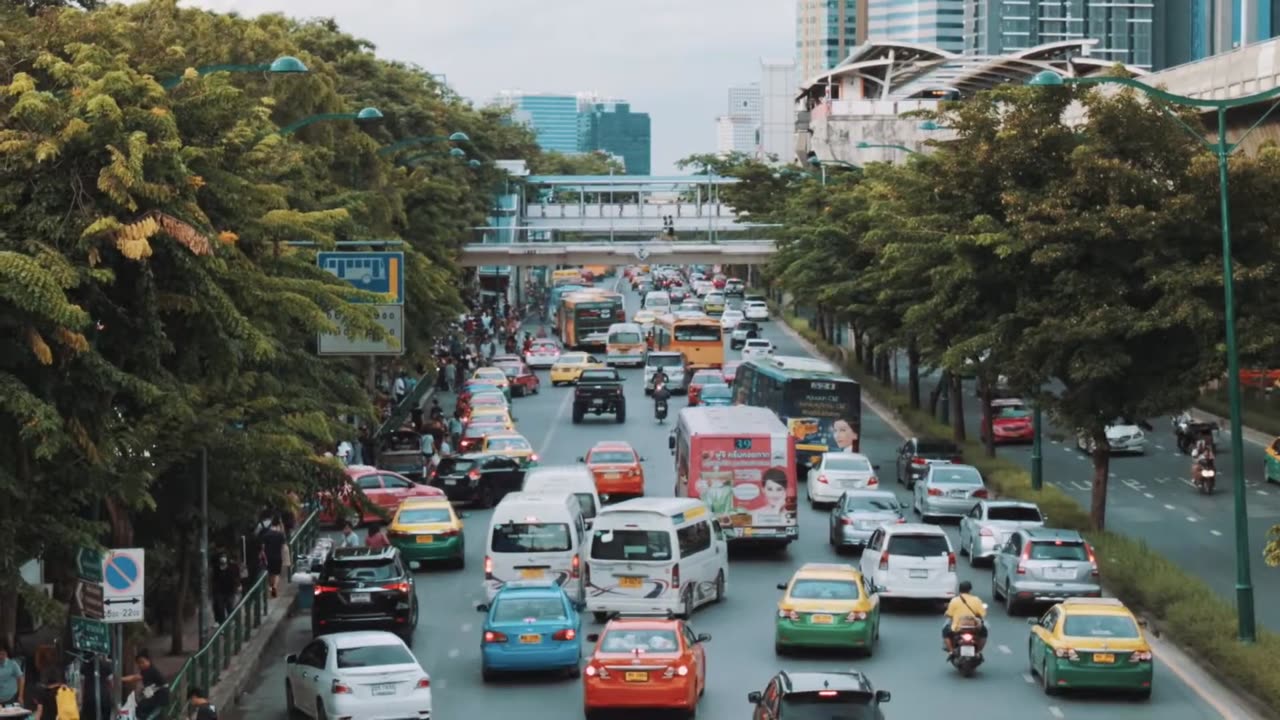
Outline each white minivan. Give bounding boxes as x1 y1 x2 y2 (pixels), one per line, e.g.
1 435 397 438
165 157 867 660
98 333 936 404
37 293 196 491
859 523 958 602
585 498 728 622
485 492 587 604
522 466 602 528
643 290 671 314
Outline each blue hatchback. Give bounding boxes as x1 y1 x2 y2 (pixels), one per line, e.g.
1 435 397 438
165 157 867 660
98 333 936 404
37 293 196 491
700 384 733 407
478 583 582 680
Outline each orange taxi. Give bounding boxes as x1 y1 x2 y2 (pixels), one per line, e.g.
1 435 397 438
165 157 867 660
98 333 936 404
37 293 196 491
580 441 646 502
583 615 710 719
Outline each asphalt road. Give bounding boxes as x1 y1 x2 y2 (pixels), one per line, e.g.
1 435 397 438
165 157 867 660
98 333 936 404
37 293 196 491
884 355 1280 631
234 279 1234 720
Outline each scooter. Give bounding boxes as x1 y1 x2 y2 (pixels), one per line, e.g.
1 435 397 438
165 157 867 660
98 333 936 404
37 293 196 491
1194 456 1216 495
1173 416 1218 454
949 624 985 677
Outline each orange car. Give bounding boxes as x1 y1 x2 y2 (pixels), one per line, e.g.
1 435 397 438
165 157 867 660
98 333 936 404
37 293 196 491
580 441 646 502
583 616 710 719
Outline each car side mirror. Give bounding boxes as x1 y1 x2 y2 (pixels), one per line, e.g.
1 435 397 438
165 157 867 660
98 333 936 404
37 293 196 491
476 603 489 612
668 436 675 450
875 690 891 703
696 633 711 643
748 691 762 704
586 633 600 642
577 456 586 463
285 653 297 664
640 456 646 462
872 464 881 470
776 583 787 590
1137 618 1148 627
459 512 469 519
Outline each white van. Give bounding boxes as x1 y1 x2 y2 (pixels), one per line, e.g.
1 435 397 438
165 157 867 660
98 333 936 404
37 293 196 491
585 498 728 622
522 466 602 528
643 291 671 314
859 522 958 601
485 492 587 603
605 322 646 367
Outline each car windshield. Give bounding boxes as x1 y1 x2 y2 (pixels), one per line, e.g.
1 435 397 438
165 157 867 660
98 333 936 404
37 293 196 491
844 495 900 512
916 441 960 457
987 506 1042 522
589 450 635 464
702 385 731 397
435 458 474 475
790 579 859 600
491 523 572 553
492 597 568 623
501 366 520 378
574 493 597 519
1030 541 1088 561
475 369 504 379
590 529 672 561
1062 614 1140 639
995 405 1031 419
398 508 452 524
487 437 530 451
335 644 416 669
610 332 643 344
600 630 679 653
464 425 500 438
824 456 872 473
779 693 879 720
322 560 398 584
886 534 950 557
930 468 983 485
675 326 720 342
648 355 683 367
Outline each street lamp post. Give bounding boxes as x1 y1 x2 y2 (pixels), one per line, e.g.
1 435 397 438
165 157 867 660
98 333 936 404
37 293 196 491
275 106 384 137
160 55 308 89
805 155 860 185
855 141 918 157
1031 405 1043 490
377 131 472 157
1028 69 1280 643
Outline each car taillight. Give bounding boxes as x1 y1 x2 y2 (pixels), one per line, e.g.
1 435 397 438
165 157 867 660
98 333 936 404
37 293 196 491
911 457 928 466
469 469 480 481
553 628 576 641
585 664 610 678
382 582 411 594
331 680 352 694
846 611 867 621
483 631 508 643
960 633 973 642
896 517 906 523
1017 541 1031 574
1086 543 1099 577
438 529 459 538
947 552 956 572
980 527 994 537
531 453 539 462
840 517 854 526
571 555 581 579
313 584 339 595
1129 651 1152 662
484 556 493 579
817 474 829 484
777 609 800 621
878 551 889 571
951 456 963 463
784 496 797 512
818 690 839 697
867 476 878 487
671 563 680 589
973 489 989 498
927 488 943 496
662 665 688 679
415 677 431 689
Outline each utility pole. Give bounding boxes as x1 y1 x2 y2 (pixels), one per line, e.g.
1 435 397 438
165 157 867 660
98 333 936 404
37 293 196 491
198 446 210 645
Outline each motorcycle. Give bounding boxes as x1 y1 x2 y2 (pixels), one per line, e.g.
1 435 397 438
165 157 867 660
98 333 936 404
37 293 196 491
1173 415 1219 455
949 615 987 677
1193 455 1216 495
654 382 671 423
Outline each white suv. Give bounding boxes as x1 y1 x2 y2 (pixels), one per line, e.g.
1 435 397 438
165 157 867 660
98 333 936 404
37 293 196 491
743 301 769 321
741 338 774 360
859 523 958 602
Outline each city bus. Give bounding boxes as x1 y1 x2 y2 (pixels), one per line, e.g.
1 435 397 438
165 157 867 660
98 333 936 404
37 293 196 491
552 268 584 286
672 406 797 546
558 290 625 349
731 355 862 479
548 283 588 323
653 314 724 370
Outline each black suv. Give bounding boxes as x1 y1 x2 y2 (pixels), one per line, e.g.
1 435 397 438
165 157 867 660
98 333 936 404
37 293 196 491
428 453 526 507
895 437 962 489
749 670 890 719
312 547 418 641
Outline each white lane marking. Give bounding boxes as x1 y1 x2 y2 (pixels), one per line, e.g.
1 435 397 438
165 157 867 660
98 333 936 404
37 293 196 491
1154 444 1165 450
1186 517 1198 523
1022 673 1035 684
1154 477 1169 484
537 388 576 457
436 678 448 690
461 623 473 632
1180 477 1198 489
1258 490 1270 496
998 644 1012 655
1211 529 1223 536
1121 478 1145 492
1164 504 1176 510
447 648 460 659
1143 493 1154 499
1069 481 1090 491
1048 707 1064 719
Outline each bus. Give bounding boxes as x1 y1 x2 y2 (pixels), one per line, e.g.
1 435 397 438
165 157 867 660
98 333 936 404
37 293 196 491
581 264 612 281
731 355 862 478
673 406 797 546
552 268 584 286
558 290 625 349
548 283 588 323
653 314 724 370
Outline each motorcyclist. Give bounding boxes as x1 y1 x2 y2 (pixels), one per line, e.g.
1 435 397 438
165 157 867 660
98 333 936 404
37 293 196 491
943 580 988 655
1191 435 1215 486
653 380 671 419
651 367 669 391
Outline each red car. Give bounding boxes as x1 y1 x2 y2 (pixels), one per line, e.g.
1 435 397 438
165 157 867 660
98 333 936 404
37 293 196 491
497 361 541 397
686 369 723 406
583 616 709 717
712 275 726 290
459 421 506 454
721 361 741 385
981 398 1035 444
320 465 444 526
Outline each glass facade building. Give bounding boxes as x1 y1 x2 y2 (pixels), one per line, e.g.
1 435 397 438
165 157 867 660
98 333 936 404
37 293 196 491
963 1 1154 69
867 0 966 53
578 102 652 175
1157 0 1279 69
795 0 862 80
493 92 581 154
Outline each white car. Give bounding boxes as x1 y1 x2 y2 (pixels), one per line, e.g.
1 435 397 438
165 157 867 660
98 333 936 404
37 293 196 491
524 339 561 369
957 500 1044 566
806 452 880 507
719 310 745 330
1075 420 1147 455
285 631 431 720
860 523 958 601
743 301 769 321
741 338 774 360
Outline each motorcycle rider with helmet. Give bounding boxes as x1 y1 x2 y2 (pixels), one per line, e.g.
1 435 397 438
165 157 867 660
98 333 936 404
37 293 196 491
942 580 988 656
652 376 672 421
1191 435 1216 488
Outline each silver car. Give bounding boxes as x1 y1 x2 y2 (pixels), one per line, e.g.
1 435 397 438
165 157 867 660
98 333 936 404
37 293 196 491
911 463 989 521
828 490 905 553
957 500 1044 566
644 352 687 395
991 527 1102 615
806 452 880 507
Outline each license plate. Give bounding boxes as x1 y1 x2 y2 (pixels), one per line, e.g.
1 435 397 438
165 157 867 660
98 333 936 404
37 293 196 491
444 478 457 485
593 398 604 405
605 473 621 480
810 614 834 624
519 634 541 644
416 535 434 544
520 568 545 579
909 569 928 579
960 645 976 657
1044 568 1075 580
743 528 754 537
349 592 371 603
624 672 648 682
1093 653 1115 664
619 577 643 589
371 683 396 696
949 490 969 498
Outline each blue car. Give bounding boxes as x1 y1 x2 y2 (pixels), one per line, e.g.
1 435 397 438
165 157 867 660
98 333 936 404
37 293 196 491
478 582 582 681
700 384 734 407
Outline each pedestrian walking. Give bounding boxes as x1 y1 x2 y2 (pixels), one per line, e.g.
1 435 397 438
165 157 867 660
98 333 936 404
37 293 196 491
211 552 240 625
0 641 24 706
122 652 168 720
259 519 287 598
393 371 409 404
32 667 75 720
366 525 391 550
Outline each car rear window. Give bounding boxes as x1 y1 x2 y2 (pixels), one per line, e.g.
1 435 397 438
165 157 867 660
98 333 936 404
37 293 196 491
435 458 474 475
1030 541 1088 561
987 506 1042 522
398 508 452 524
590 529 672 561
600 630 679 653
675 326 720 342
487 437 530 451
335 644 415 669
917 441 960 457
492 597 567 623
886 534 950 557
323 560 398 584
790 579 859 600
589 450 635 464
648 355 683 367
491 523 572 553
780 692 878 720
844 495 900 512
995 406 1031 418
931 467 983 485
1062 614 1140 639
824 455 872 473
609 332 643 344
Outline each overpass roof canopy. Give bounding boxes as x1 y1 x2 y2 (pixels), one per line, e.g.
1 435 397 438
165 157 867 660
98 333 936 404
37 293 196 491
525 175 739 191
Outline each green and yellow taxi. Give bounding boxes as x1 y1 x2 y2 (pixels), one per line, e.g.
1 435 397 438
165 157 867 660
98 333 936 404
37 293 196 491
1027 597 1153 699
467 406 515 430
774 563 880 656
480 431 539 468
387 497 466 568
471 367 512 399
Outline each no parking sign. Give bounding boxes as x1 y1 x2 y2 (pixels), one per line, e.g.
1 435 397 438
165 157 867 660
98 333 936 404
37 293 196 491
102 548 145 623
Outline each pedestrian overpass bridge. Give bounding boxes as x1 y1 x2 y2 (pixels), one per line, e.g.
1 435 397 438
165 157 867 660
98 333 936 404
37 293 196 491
459 240 778 267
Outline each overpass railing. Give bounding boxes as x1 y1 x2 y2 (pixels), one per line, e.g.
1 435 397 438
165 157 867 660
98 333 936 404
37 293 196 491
527 202 729 219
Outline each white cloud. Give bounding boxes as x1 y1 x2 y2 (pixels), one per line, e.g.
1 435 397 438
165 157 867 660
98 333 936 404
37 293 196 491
175 0 794 173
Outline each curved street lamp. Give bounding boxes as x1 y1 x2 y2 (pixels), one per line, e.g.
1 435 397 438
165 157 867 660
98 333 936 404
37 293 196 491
160 55 308 90
1028 69 1280 644
806 154 860 185
275 106 384 137
856 141 918 157
377 131 472 157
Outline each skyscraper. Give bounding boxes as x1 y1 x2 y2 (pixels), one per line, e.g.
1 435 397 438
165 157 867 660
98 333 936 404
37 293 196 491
492 91 580 154
1156 1 1279 69
868 0 966 53
578 101 651 175
963 1 1155 69
758 59 797 162
795 0 863 81
716 83 761 155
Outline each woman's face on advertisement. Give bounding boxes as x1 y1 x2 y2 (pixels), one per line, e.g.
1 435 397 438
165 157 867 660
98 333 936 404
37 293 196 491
834 419 857 449
764 478 786 507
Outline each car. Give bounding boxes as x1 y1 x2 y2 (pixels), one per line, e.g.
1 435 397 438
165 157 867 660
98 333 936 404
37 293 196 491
911 463 989 521
702 292 727 315
463 391 509 417
743 293 767 304
741 338 775 360
894 437 963 490
550 352 606 386
525 339 562 369
633 309 657 329
668 286 688 302
574 367 626 423
387 496 466 568
1076 419 1147 455
699 384 733 407
459 381 510 408
958 500 1045 567
471 366 512 398
583 615 710 719
720 360 741 384
719 309 745 330
748 671 891 720
729 320 761 349
829 490 906 553
1027 598 1153 698
981 398 1034 443
580 441 646 502
459 421 506 454
774 563 881 656
678 299 703 313
806 452 880 508
685 369 723 406
491 354 523 366
466 406 515 430
320 466 446 527
693 281 713 297
859 523 957 602
743 300 769 321
477 582 583 681
992 528 1101 615
724 278 745 296
711 275 727 290
427 453 526 507
481 431 539 468
500 362 541 397
312 547 419 638
644 351 688 395
285 631 431 720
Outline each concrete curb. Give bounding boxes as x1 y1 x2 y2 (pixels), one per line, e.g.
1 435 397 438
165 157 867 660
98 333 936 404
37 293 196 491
1191 407 1273 449
208 582 299 714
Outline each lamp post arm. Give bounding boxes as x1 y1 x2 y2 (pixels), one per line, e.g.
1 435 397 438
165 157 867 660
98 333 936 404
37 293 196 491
1070 75 1280 109
159 63 271 89
276 113 358 137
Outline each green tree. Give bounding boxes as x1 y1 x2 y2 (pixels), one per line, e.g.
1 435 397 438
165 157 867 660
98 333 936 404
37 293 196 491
529 150 623 175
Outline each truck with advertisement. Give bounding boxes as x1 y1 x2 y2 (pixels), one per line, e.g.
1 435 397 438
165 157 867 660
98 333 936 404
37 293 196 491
670 406 797 547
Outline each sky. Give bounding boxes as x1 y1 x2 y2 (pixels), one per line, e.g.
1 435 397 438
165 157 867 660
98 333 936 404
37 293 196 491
175 0 796 174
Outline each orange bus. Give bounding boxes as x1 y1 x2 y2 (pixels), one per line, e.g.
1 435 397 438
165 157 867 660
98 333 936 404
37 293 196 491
558 290 625 350
653 315 724 370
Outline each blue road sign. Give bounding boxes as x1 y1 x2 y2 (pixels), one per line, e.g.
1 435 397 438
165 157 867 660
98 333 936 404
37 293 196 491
317 251 405 305
105 554 138 592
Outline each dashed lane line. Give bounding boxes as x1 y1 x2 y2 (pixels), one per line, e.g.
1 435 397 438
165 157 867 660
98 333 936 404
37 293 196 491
997 644 1012 655
1186 517 1198 523
461 623 473 633
1048 706 1064 719
1211 530 1223 536
1163 504 1176 510
1143 493 1155 499
447 648 460 659
1022 673 1035 684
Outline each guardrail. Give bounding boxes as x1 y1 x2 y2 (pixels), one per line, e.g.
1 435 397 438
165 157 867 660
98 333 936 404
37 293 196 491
148 508 321 719
376 368 438 438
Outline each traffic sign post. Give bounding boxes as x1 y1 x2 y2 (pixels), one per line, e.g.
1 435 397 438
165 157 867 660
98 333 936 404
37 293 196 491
317 251 405 304
317 305 405 356
71 616 110 655
77 547 103 582
76 580 104 620
101 548 145 624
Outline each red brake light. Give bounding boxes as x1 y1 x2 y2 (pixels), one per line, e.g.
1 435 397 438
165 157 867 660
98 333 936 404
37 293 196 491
960 633 973 641
1086 543 1099 577
483 631 508 643
867 476 878 486
484 556 494 579
927 488 943 496
314 585 339 595
468 469 481 480
840 517 854 526
951 456 963 463
438 529 459 538
531 453 539 462
896 517 906 523
818 690 838 697
553 628 577 641
1017 541 1031 574
416 677 431 689
382 582 411 594
817 474 829 484
878 551 889 571
947 552 956 572
671 563 680 589
571 555 581 579
979 527 994 537
331 680 352 694
911 457 927 466
973 488 989 498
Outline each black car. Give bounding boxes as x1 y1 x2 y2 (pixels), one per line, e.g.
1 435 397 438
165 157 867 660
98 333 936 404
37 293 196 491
749 670 890 719
894 437 963 490
428 453 525 507
312 547 418 641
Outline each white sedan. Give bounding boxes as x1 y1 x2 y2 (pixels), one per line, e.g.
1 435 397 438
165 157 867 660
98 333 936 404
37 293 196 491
743 301 769 321
524 340 561 369
1076 420 1147 455
741 338 775 360
285 631 431 720
719 310 745 330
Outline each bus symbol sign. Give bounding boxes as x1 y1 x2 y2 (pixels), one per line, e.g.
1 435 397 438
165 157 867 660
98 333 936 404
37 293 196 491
317 252 405 305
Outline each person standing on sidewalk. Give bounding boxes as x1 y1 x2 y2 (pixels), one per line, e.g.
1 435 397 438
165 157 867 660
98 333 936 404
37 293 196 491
211 552 241 625
0 641 23 706
260 519 287 599
340 521 361 548
366 525 391 550
393 371 409 405
448 411 463 449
